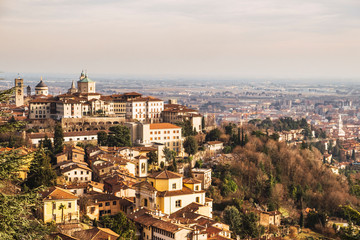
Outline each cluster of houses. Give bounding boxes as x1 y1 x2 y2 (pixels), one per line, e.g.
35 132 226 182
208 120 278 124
0 73 291 239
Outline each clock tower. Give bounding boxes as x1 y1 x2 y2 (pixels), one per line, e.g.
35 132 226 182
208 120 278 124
14 77 24 106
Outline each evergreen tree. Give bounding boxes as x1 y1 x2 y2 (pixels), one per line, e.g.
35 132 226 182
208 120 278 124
97 131 108 146
107 125 132 147
0 147 51 239
100 212 136 239
147 150 158 166
0 149 29 181
206 128 221 141
42 135 53 152
183 136 198 156
24 148 57 189
0 190 51 239
352 149 356 161
163 147 176 164
53 124 64 154
201 117 205 131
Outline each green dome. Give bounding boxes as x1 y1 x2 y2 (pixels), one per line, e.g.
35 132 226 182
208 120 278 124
78 77 94 83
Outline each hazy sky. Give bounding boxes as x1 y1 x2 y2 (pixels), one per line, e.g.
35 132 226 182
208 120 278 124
0 0 359 79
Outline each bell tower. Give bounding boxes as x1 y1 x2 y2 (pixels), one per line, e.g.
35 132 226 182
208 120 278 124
14 77 24 106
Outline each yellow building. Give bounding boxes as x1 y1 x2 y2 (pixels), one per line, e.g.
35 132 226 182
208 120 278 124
134 170 212 217
41 187 79 224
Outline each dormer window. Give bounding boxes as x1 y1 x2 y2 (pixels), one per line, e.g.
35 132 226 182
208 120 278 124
172 183 176 189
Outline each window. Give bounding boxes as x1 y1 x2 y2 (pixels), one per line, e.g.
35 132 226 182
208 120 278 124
105 202 110 206
172 183 176 189
99 203 103 207
196 197 200 203
144 198 148 207
175 200 181 207
81 171 83 175
68 202 72 208
113 201 117 205
74 171 77 175
52 202 56 210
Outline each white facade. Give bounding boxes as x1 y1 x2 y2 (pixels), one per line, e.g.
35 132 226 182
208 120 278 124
63 167 92 183
29 132 98 146
57 102 82 119
126 98 164 122
126 122 183 154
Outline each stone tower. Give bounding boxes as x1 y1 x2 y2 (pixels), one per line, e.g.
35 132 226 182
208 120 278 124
27 85 31 97
14 77 24 106
77 73 95 93
68 80 77 94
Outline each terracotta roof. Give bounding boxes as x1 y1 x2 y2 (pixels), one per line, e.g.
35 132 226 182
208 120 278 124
28 130 100 139
128 210 181 233
169 202 204 220
158 186 199 197
88 181 105 190
150 123 181 130
124 92 142 96
208 234 232 240
29 97 58 103
207 141 223 145
41 187 78 200
183 178 201 184
148 170 182 179
152 220 180 233
60 163 92 174
133 181 157 192
86 192 121 202
58 182 88 189
73 227 119 240
49 233 78 240
129 96 163 102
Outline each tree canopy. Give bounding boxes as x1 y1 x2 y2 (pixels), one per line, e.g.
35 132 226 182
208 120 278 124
24 148 57 189
107 125 132 147
206 128 221 142
100 212 136 239
53 124 64 154
183 136 198 156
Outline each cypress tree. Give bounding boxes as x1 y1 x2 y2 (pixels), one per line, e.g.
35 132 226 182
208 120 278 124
53 124 64 154
24 148 57 189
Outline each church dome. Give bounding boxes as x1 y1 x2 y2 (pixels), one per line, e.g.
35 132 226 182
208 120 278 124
36 80 47 88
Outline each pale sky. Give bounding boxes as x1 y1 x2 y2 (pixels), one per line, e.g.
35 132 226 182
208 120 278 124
0 0 359 79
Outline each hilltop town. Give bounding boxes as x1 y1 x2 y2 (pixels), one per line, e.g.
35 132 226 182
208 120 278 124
1 73 360 240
